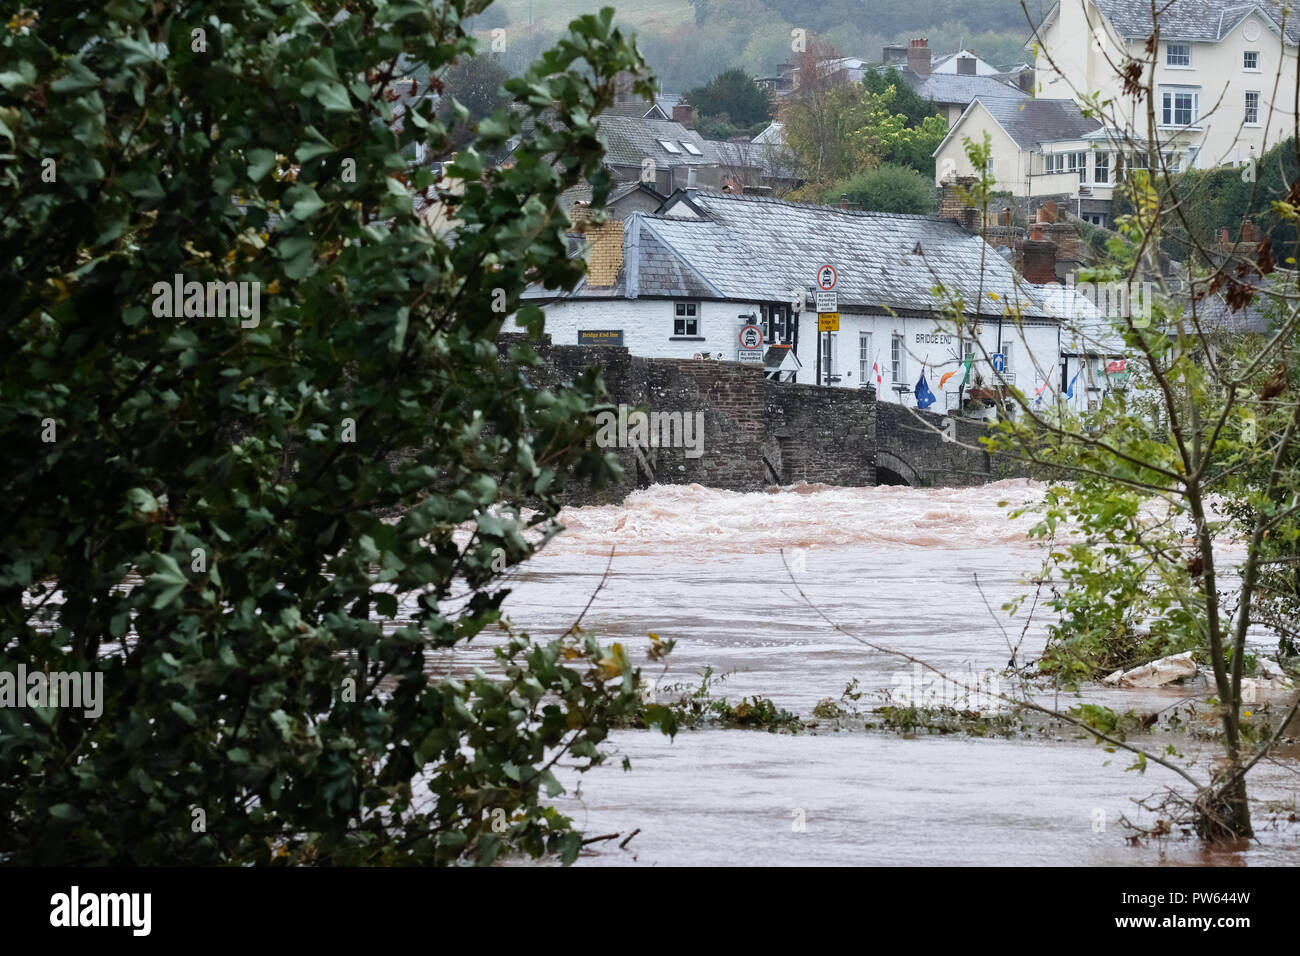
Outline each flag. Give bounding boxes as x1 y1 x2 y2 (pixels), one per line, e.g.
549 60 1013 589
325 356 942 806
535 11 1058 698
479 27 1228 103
915 368 937 409
1034 376 1051 406
1065 366 1082 399
958 354 973 388
1106 359 1127 375
939 368 957 389
873 350 882 388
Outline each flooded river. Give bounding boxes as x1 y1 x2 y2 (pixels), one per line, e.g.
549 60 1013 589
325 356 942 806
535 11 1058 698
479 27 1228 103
453 481 1299 865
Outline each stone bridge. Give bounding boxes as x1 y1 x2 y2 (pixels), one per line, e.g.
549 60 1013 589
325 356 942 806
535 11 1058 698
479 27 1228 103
513 337 1018 502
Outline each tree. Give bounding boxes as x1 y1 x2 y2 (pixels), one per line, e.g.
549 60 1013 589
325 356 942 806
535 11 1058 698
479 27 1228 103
827 165 936 214
437 52 512 125
779 41 871 183
937 100 1300 841
862 67 939 128
0 1 673 865
685 67 772 127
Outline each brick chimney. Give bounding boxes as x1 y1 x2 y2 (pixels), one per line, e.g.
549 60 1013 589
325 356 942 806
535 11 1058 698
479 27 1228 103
570 206 625 287
1021 224 1058 284
907 38 931 75
673 103 693 128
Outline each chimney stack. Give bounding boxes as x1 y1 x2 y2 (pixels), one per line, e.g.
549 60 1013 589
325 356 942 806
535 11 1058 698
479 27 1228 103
574 211 625 288
907 38 931 75
956 56 976 76
686 166 698 191
1018 68 1035 94
673 103 693 128
1021 226 1059 284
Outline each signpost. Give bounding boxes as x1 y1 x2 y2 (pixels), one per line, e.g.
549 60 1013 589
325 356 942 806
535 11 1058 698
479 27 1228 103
991 352 1006 373
737 323 764 363
814 267 838 385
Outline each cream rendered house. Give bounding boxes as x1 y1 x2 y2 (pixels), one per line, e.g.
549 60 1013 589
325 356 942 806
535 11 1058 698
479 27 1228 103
1030 0 1300 170
931 95 1115 224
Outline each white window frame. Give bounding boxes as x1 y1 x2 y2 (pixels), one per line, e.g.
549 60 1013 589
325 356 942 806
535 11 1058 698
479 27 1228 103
1166 43 1191 67
680 141 703 156
1160 87 1199 127
1244 50 1260 71
1001 341 1013 374
859 332 872 384
1245 90 1260 125
1093 151 1110 184
673 301 699 336
658 140 681 154
891 333 905 384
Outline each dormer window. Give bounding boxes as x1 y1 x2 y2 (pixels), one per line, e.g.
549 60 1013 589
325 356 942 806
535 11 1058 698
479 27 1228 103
658 140 681 153
1166 43 1191 67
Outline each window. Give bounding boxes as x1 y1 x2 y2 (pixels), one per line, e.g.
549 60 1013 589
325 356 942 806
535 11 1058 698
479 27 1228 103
1161 88 1198 126
1244 50 1259 71
1245 90 1260 125
658 140 681 153
1166 43 1190 67
984 153 994 176
822 332 836 381
761 303 791 344
1162 150 1182 173
891 333 905 384
859 332 873 384
680 142 703 156
673 301 699 336
1001 341 1013 374
1046 151 1087 180
1126 151 1148 171
1093 151 1110 184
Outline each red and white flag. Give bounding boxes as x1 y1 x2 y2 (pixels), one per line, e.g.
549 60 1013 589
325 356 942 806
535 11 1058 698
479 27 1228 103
873 350 882 387
1106 359 1127 374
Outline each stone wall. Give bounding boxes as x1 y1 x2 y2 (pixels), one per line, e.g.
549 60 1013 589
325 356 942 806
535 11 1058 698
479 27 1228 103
507 336 1023 502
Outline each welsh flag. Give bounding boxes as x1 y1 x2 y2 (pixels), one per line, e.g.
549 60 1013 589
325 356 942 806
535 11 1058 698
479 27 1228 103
1106 359 1127 375
873 351 882 387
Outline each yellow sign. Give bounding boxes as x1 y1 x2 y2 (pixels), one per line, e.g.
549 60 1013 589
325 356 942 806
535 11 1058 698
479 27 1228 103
818 312 839 332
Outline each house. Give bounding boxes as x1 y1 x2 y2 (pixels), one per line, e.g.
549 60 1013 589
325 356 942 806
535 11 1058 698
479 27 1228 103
931 95 1117 225
1029 0 1300 171
874 39 1031 126
508 190 1110 414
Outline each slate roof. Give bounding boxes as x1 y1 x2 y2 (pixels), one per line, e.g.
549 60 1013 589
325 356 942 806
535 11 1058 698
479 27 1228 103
1034 0 1300 44
972 95 1103 149
528 191 1077 320
898 70 1026 106
594 114 720 168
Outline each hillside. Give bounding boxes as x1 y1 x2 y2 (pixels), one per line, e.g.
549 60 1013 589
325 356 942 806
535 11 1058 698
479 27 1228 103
484 0 1055 90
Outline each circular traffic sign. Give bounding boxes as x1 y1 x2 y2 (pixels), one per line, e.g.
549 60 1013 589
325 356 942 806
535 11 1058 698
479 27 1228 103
738 324 763 350
816 264 838 291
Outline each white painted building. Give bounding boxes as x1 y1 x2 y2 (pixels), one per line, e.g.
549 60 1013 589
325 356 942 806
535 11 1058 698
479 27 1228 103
1030 0 1300 170
509 190 1115 416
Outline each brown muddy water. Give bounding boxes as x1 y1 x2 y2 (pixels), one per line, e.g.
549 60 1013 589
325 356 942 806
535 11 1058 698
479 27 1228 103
435 480 1300 866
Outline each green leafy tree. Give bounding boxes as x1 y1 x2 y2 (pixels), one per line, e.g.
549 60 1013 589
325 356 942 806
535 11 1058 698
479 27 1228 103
825 164 936 214
861 68 938 128
0 0 673 866
685 68 772 127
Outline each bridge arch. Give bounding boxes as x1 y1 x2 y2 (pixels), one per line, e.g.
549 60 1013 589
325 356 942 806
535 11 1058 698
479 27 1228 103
874 450 919 487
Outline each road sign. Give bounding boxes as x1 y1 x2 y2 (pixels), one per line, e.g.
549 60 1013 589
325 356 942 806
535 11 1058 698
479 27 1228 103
818 312 839 332
737 349 765 363
991 352 1006 372
738 324 763 350
816 264 838 291
815 291 837 313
